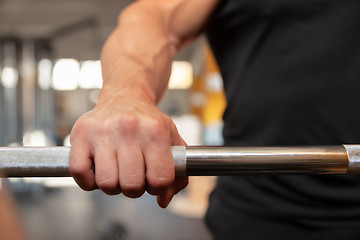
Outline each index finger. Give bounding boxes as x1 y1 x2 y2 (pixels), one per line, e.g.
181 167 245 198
69 141 97 191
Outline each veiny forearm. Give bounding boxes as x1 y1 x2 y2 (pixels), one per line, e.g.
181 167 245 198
100 3 179 104
99 0 219 104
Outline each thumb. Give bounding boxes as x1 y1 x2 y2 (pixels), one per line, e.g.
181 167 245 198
157 177 189 208
157 189 174 208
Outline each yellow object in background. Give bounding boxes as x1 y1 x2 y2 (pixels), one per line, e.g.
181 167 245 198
191 44 226 126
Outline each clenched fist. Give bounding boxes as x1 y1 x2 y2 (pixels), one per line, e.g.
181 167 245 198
69 89 188 208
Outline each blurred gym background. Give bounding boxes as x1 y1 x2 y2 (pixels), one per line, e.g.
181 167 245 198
0 0 226 239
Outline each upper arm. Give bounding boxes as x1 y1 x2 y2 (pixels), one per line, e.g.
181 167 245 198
122 0 220 49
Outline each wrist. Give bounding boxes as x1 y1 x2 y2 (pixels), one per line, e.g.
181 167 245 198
98 71 157 106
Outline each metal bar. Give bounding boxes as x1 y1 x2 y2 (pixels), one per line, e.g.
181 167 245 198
0 147 71 177
0 145 358 177
185 146 349 175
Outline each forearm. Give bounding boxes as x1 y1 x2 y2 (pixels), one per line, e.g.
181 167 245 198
99 0 219 104
100 3 179 105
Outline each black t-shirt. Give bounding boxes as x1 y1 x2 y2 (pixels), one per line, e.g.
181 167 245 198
206 0 360 227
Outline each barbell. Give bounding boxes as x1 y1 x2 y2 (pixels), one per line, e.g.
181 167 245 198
0 145 359 177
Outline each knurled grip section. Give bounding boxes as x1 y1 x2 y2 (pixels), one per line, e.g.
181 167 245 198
343 145 360 174
171 146 187 176
0 147 71 177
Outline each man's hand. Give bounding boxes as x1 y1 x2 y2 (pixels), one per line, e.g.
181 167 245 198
69 88 188 208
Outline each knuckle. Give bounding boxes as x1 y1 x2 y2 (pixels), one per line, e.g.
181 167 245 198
146 117 168 139
73 115 88 129
121 182 145 198
98 117 115 135
96 175 118 191
118 114 139 134
79 183 96 192
70 117 90 140
147 176 173 189
68 161 87 177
